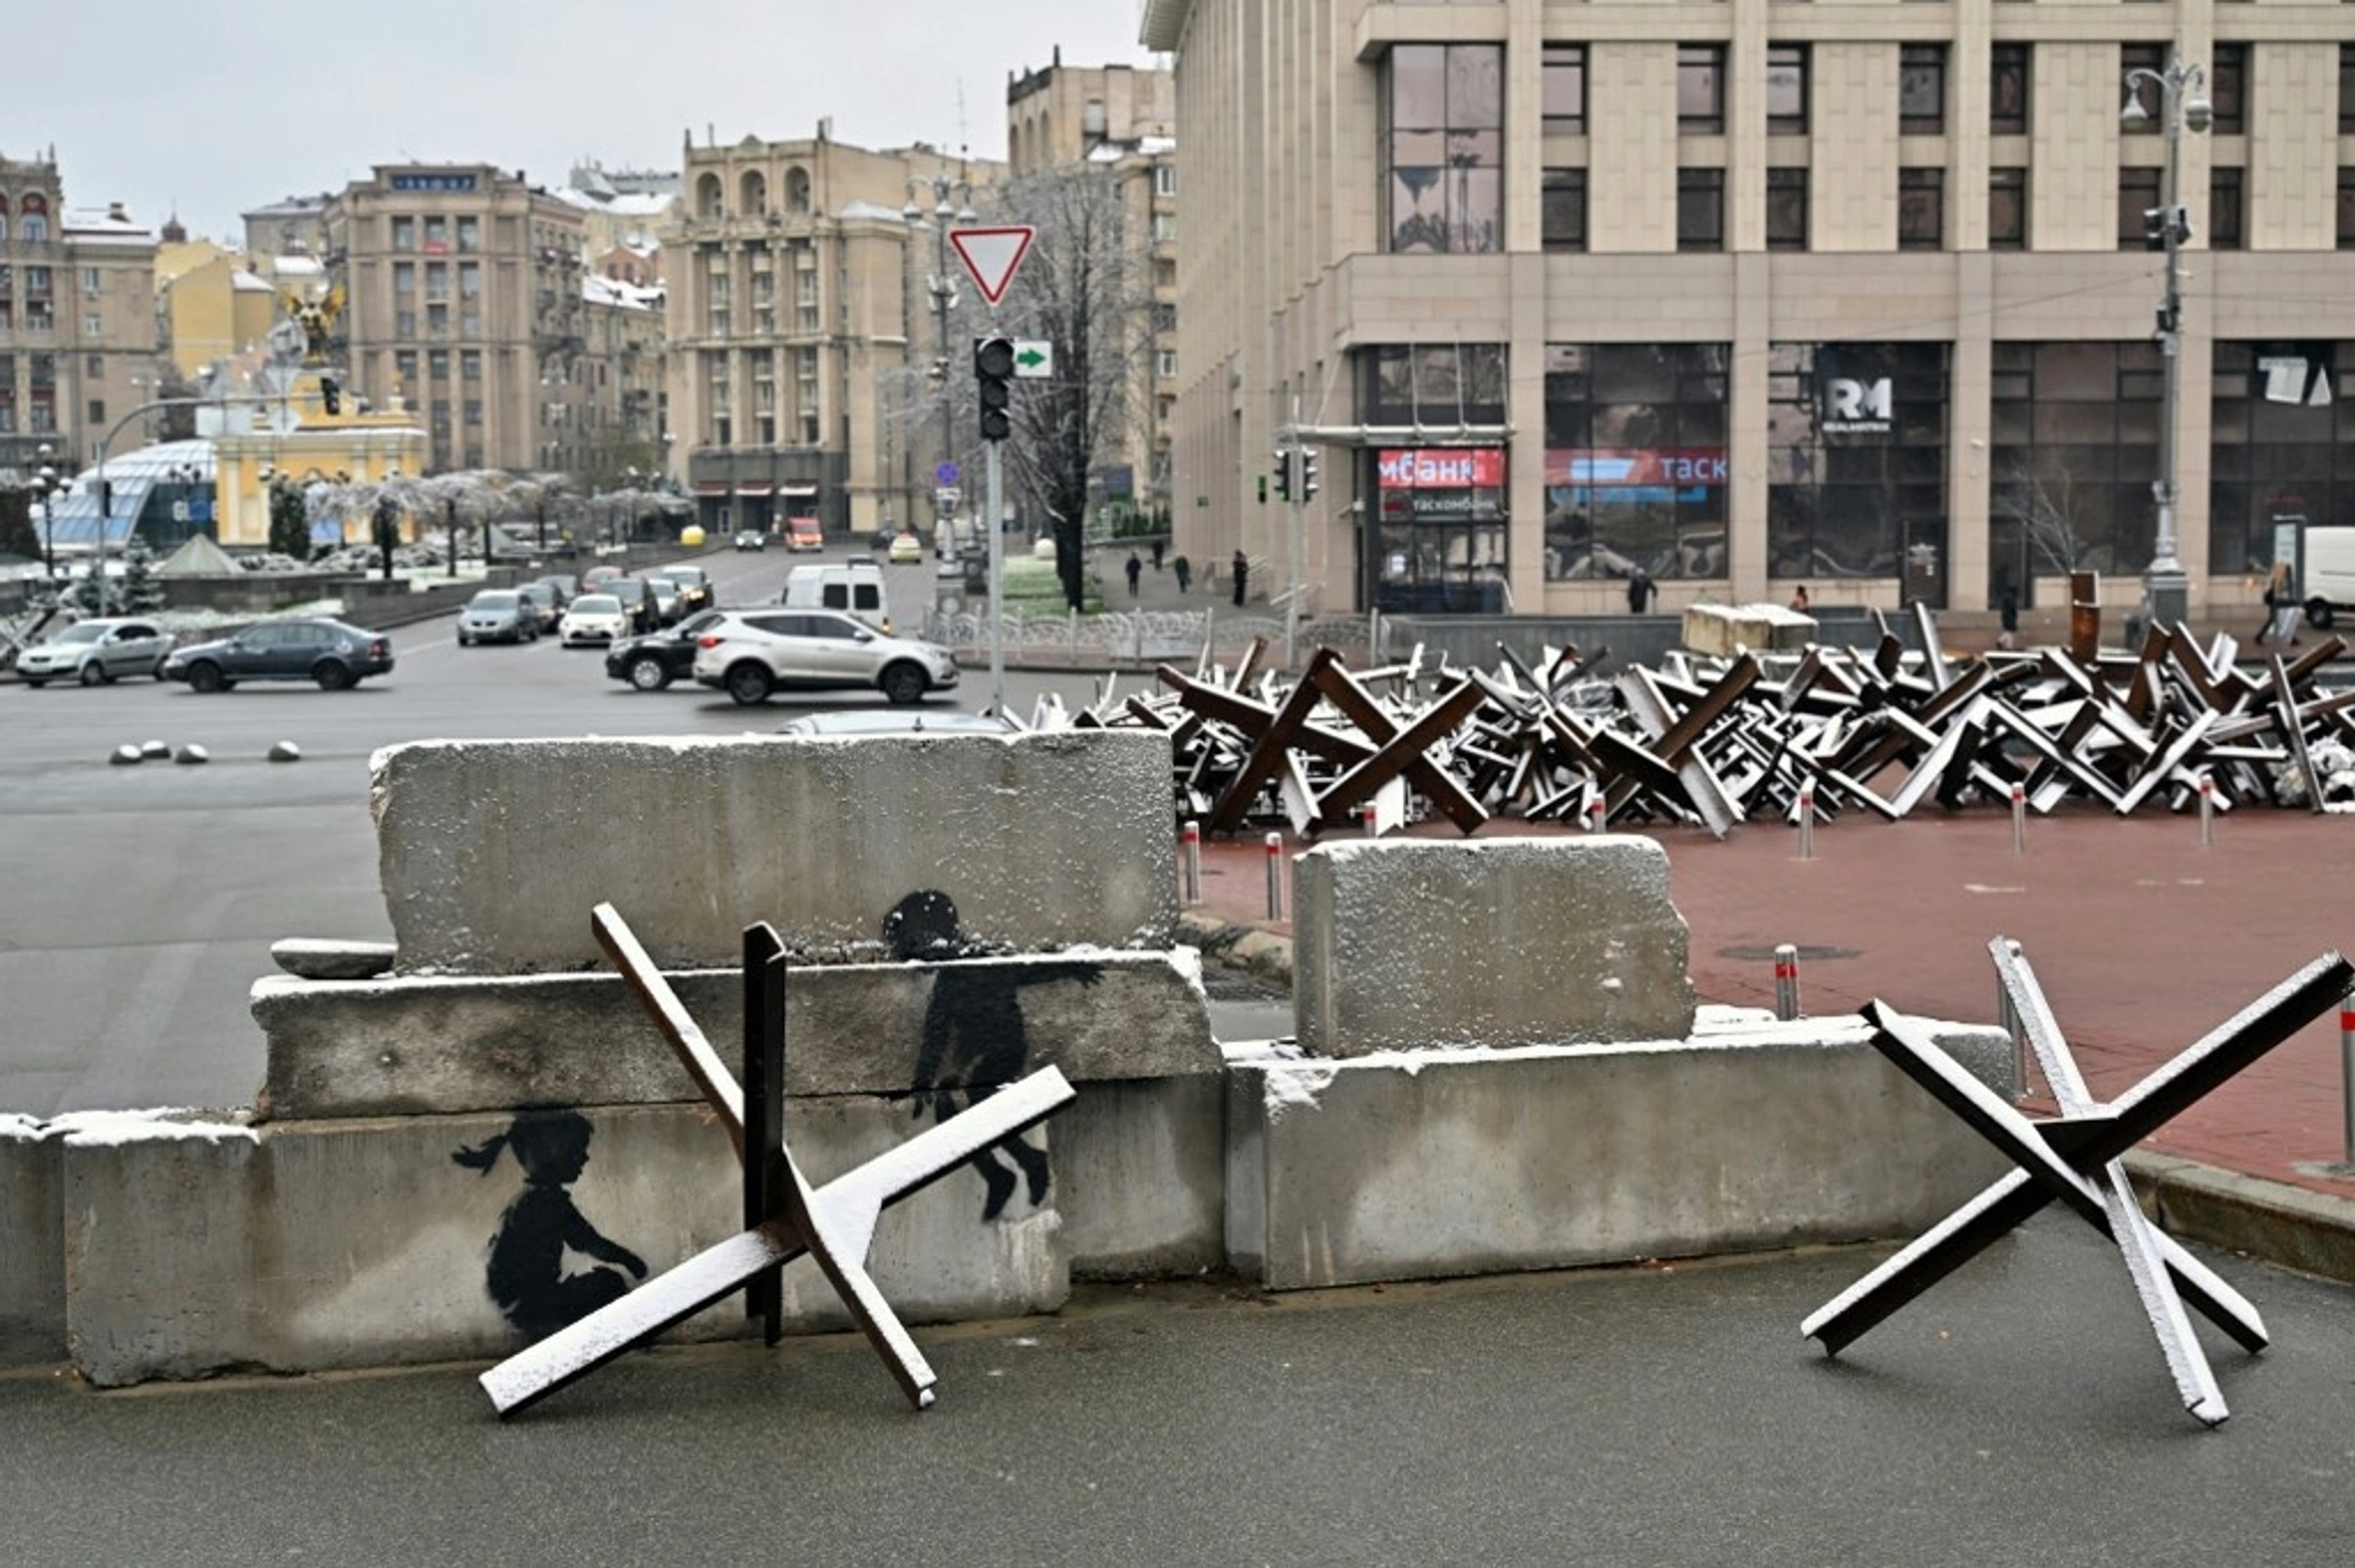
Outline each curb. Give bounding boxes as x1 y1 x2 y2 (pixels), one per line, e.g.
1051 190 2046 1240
1177 910 2355 1289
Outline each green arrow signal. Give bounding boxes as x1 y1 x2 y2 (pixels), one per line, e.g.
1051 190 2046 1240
1015 346 1049 370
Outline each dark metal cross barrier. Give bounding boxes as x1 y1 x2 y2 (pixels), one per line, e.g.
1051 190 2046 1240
477 903 1076 1418
1802 940 2353 1427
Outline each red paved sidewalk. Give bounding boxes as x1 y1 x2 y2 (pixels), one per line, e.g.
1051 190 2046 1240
1186 808 2355 1202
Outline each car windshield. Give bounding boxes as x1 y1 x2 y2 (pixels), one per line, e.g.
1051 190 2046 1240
570 595 621 613
471 592 519 609
52 624 108 645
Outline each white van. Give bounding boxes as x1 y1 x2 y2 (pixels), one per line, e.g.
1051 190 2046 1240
780 560 890 631
2300 527 2355 631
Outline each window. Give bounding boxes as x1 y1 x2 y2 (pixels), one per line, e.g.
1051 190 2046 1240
462 349 482 381
18 215 45 243
2343 46 2355 136
2122 45 2167 132
1151 212 1175 244
1900 46 1947 134
396 310 417 340
80 267 101 296
1542 168 1588 252
465 400 483 428
2208 45 2246 136
423 215 449 252
1678 170 1725 253
2210 168 2244 251
427 303 449 338
1767 46 1808 136
88 399 105 426
2339 172 2355 249
396 350 418 389
1679 45 1726 134
1766 168 1809 251
1543 45 1586 135
425 263 449 303
1991 45 2031 135
1383 44 1504 254
1542 342 1729 584
459 262 481 299
457 215 480 253
392 216 414 251
1768 342 1951 586
83 313 101 336
1155 164 1177 197
1990 341 2164 583
393 262 415 296
2206 339 2355 574
1899 169 1944 249
2118 167 2163 249
1989 168 2028 250
429 349 450 382
86 352 102 377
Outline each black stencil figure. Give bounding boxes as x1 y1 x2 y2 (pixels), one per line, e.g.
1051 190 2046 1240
884 889 1102 1221
454 1107 648 1341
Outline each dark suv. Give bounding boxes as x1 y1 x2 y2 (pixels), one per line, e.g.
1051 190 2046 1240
163 618 395 692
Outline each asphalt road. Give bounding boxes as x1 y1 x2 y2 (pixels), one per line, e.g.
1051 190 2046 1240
4 1219 2352 1565
0 545 1155 1118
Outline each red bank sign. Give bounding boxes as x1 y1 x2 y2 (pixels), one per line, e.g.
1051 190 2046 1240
1377 448 1507 488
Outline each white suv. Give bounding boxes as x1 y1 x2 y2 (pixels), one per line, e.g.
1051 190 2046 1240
691 609 959 706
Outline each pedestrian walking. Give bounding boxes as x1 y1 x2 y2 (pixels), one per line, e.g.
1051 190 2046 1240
1125 552 1143 597
1232 549 1250 607
1173 555 1191 593
1788 584 1810 613
1626 567 1655 614
1998 580 2020 651
1151 540 1166 572
2257 560 2300 647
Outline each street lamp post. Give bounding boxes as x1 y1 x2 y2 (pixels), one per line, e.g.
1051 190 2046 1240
2122 51 2211 630
30 441 59 580
905 172 976 558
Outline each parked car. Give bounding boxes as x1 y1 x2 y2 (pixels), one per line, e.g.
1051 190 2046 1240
662 565 714 613
691 608 959 706
733 530 768 552
16 617 175 687
514 582 563 636
558 592 631 647
457 589 539 645
604 609 727 692
887 531 925 566
164 618 394 692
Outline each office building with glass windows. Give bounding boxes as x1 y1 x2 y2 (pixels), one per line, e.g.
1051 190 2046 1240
1142 1 2355 621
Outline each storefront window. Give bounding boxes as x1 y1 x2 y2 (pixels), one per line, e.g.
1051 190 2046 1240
2208 340 2354 575
1383 44 1504 254
1987 341 2161 599
1370 448 1511 612
1543 344 1729 582
1767 343 1951 601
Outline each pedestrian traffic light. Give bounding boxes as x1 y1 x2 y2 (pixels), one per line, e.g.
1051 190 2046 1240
1271 448 1292 503
1300 450 1320 502
973 337 1014 442
320 376 342 416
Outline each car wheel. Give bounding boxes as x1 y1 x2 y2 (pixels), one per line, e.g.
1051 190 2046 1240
314 661 354 692
188 661 224 693
80 660 108 687
879 662 929 705
725 662 775 705
628 655 672 692
21 677 46 689
2305 600 2335 632
153 657 171 681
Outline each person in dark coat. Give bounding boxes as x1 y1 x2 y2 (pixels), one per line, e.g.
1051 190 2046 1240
1173 555 1192 593
1232 549 1250 607
1626 567 1655 614
1125 552 1143 597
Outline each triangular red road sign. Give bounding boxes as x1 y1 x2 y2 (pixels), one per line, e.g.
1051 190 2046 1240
948 226 1035 306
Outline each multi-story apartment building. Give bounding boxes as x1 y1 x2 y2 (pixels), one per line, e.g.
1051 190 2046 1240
1144 2 2355 624
322 165 594 475
0 156 163 475
662 126 1005 540
1006 56 1180 532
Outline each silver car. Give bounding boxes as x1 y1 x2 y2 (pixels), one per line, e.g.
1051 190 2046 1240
690 609 959 706
457 589 538 646
16 617 175 687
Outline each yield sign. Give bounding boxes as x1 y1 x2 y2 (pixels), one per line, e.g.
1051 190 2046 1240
948 225 1035 306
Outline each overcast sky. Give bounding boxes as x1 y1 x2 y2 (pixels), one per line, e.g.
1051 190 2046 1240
8 0 1164 243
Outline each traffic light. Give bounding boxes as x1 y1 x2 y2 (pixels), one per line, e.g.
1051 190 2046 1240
2142 205 2191 250
320 376 342 416
1271 448 1293 503
1300 450 1320 502
973 336 1014 442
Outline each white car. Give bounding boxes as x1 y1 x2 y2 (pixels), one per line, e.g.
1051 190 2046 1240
690 608 959 706
16 617 175 687
557 593 631 647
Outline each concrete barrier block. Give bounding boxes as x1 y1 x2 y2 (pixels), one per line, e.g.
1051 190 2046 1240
1682 602 1808 657
0 1115 63 1365
1224 1013 2014 1291
1058 1077 1225 1277
1292 837 1695 1057
253 951 1217 1122
61 1101 1068 1387
371 730 1178 974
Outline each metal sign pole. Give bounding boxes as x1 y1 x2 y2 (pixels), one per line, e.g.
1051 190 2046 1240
986 440 1006 715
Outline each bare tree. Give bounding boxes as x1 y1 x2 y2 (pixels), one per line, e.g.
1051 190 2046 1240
1990 459 2097 579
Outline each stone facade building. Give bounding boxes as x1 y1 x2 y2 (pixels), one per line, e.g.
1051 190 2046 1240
1143 1 2355 623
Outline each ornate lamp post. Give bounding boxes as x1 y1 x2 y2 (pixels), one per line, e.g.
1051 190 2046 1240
30 441 60 580
2121 52 2211 629
904 171 977 555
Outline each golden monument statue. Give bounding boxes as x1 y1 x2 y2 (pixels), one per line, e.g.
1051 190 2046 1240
279 280 349 367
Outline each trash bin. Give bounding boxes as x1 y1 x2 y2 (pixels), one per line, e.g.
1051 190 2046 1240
2068 571 2100 662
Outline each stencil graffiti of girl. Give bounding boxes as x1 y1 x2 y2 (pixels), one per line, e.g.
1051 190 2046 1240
884 889 1101 1221
453 1107 648 1341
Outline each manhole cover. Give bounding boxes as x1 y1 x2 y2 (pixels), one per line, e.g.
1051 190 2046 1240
1716 944 1861 962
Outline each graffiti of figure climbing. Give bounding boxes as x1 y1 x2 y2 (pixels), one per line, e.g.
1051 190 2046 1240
884 889 1101 1221
452 1106 648 1341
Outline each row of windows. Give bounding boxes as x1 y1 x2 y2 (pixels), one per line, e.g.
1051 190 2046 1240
388 214 482 254
1538 166 2355 253
0 352 105 383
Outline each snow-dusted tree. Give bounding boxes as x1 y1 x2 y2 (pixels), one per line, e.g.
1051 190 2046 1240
117 536 168 612
266 475 310 559
505 472 575 555
987 165 1157 610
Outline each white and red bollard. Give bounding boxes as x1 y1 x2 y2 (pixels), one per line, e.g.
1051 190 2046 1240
2341 992 2355 1169
1797 788 1816 860
1361 801 1379 838
2199 773 2215 847
1585 795 1605 833
1179 818 1201 906
1264 831 1286 921
1774 943 1802 1021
